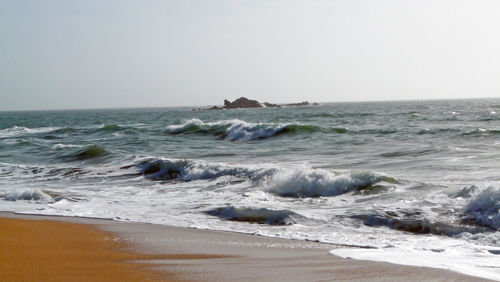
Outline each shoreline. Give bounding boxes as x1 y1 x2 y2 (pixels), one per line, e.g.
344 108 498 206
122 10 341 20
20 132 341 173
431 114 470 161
0 211 490 281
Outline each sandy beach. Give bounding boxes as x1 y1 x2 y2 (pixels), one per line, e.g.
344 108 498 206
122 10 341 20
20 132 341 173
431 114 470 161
0 211 490 281
3 0 500 280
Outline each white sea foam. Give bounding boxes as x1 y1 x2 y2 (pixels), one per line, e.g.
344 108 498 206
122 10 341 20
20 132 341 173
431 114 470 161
2 158 499 280
264 168 388 197
1 189 53 202
52 143 84 149
0 163 45 177
462 184 500 230
224 121 288 141
0 126 60 138
326 183 500 281
136 158 393 198
136 158 267 181
331 246 500 281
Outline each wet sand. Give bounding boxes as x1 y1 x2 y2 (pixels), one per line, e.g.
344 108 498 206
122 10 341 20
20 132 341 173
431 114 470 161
0 212 490 281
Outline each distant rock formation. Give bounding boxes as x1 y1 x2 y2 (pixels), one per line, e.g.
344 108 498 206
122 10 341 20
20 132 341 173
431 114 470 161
285 101 310 107
223 97 263 109
205 97 316 110
262 102 281 108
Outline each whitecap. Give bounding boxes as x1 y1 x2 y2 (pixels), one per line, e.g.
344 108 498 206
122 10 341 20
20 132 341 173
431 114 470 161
52 143 84 149
264 168 390 197
0 126 60 138
165 119 320 141
1 189 53 202
462 184 500 230
135 158 393 198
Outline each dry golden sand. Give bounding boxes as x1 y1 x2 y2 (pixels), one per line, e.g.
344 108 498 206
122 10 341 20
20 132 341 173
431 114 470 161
0 218 167 281
0 218 226 281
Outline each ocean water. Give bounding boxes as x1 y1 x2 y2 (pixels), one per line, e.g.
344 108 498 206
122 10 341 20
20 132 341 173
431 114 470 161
1 99 500 280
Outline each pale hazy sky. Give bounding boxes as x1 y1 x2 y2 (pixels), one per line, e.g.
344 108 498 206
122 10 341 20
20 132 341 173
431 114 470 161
1 0 500 111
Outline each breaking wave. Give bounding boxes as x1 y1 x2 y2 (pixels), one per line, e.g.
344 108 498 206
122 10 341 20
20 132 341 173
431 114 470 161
459 185 500 230
165 119 322 141
1 189 53 202
136 158 395 198
355 184 500 238
264 169 397 197
205 206 299 225
136 158 266 181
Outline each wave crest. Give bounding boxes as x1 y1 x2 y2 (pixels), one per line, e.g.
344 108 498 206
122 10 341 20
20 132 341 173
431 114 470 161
265 169 395 197
165 119 322 141
1 189 53 202
64 145 110 161
460 185 500 230
136 158 264 181
99 124 123 131
0 126 60 138
136 158 395 198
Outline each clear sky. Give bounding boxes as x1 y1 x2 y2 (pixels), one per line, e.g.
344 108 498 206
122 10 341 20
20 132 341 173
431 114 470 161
1 0 500 111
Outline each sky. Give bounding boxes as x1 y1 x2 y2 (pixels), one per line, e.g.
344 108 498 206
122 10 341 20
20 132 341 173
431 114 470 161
1 0 500 111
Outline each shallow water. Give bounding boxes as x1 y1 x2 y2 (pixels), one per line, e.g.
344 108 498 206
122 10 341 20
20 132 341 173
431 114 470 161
1 99 499 280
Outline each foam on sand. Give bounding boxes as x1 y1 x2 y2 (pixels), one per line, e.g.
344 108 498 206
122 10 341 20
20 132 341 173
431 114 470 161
331 246 500 281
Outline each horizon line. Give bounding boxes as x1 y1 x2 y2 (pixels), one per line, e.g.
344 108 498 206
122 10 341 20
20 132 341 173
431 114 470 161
1 96 499 113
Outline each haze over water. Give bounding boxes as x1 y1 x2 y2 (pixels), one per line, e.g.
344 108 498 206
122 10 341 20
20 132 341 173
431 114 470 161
1 99 500 280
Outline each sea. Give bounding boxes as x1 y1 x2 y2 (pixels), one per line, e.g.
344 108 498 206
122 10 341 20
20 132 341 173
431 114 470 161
1 99 499 280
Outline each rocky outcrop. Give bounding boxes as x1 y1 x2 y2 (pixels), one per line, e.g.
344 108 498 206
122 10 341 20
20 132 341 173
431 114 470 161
205 97 315 110
285 101 310 107
223 97 263 109
262 102 281 108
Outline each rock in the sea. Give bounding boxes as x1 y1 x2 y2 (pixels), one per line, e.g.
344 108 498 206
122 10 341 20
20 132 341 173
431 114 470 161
207 97 315 110
263 102 281 108
223 97 263 109
285 101 310 107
